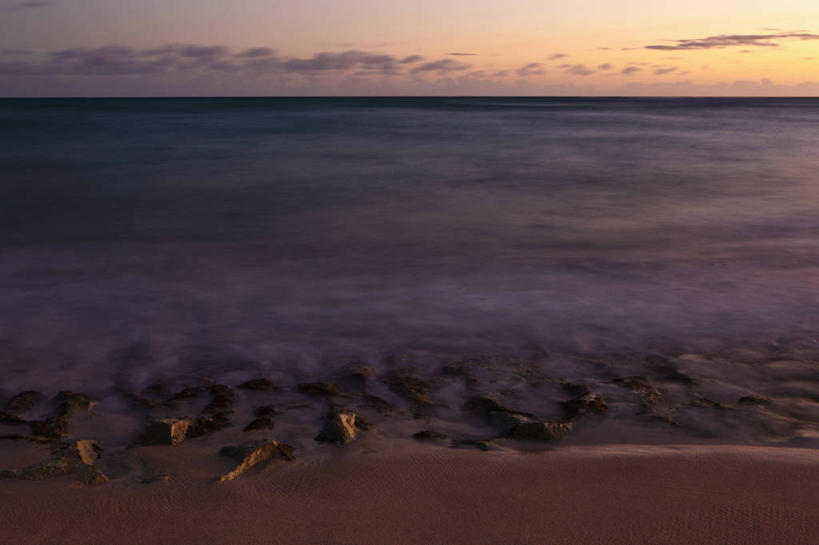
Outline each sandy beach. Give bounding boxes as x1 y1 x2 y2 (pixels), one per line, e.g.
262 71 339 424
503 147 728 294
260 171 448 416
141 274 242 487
1 443 817 545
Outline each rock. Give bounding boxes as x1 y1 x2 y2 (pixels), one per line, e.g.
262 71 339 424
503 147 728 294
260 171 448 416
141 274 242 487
687 396 724 409
164 387 204 406
30 416 69 439
137 418 194 446
76 440 102 465
358 394 393 414
451 439 490 451
0 411 25 425
738 395 772 406
80 466 109 487
203 385 235 414
5 391 44 414
412 430 448 441
315 409 369 444
239 378 276 391
508 421 573 441
561 393 608 418
255 405 279 417
338 362 376 391
186 413 231 438
561 382 592 397
17 458 74 480
297 382 340 397
141 473 172 484
218 440 294 482
54 391 98 418
243 417 274 431
385 371 432 418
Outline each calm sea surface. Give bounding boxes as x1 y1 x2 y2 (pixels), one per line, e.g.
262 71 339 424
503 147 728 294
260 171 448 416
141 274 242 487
1 97 818 387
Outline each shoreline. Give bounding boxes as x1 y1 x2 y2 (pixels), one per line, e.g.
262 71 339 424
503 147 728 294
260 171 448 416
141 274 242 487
1 443 817 545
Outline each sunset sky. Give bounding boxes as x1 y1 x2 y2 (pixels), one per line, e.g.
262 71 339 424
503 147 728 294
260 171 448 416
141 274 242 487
1 0 818 96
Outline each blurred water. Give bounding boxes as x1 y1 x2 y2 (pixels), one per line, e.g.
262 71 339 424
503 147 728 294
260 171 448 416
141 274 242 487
1 97 818 386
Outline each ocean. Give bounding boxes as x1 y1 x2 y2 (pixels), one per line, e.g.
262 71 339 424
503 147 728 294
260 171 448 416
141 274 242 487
1 98 818 437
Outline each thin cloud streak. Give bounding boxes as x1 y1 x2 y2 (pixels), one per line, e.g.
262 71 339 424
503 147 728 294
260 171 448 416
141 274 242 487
645 31 819 50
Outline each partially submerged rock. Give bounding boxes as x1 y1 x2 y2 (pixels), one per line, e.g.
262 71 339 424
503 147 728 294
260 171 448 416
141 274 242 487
76 439 102 465
243 417 274 431
5 390 45 415
80 466 109 487
297 382 340 397
385 371 432 418
561 392 608 418
451 439 490 451
508 421 573 441
412 430 448 441
467 394 573 441
203 385 235 414
239 378 276 391
137 418 194 446
218 440 294 482
315 409 370 444
28 391 99 439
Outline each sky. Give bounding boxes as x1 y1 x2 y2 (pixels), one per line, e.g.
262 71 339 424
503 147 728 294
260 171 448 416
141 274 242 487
1 0 818 96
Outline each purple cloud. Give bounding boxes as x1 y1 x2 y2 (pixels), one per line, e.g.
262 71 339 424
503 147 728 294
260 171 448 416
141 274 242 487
645 31 819 51
410 59 471 74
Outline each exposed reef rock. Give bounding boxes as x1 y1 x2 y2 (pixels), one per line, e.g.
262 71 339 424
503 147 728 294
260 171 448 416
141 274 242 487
138 418 194 446
297 382 340 397
80 466 110 487
218 440 294 482
28 391 99 439
412 430 448 441
238 378 277 391
385 371 432 418
315 409 370 444
203 385 235 414
5 390 45 415
467 394 573 441
1 438 107 483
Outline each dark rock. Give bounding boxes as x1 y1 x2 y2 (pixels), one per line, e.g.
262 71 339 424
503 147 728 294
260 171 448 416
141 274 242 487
385 371 432 418
80 466 109 487
687 396 724 409
508 421 573 441
30 416 69 439
561 382 592 397
16 458 74 480
243 417 274 431
5 390 44 414
0 411 25 425
203 385 235 414
561 393 608 418
54 391 98 418
358 394 393 414
452 439 490 451
297 382 340 397
187 413 231 438
238 378 276 391
338 362 376 391
738 395 772 406
218 440 294 482
254 405 280 418
412 430 448 441
315 409 369 444
653 360 695 386
164 387 204 406
141 473 172 484
466 395 532 418
137 418 194 446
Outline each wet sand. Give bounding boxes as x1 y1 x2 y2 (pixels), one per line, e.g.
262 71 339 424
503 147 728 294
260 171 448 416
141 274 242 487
1 443 817 545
